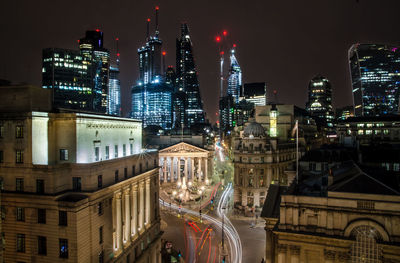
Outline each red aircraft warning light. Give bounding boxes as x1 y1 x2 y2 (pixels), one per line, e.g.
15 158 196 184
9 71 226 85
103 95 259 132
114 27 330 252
147 18 151 22
216 36 221 42
223 30 227 36
117 53 120 57
116 37 119 41
155 6 159 10
220 51 224 55
233 43 237 48
162 51 166 56
95 29 100 32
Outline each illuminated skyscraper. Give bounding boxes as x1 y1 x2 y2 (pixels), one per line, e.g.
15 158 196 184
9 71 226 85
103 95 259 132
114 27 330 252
240 82 267 106
42 48 95 111
108 65 121 116
227 46 242 103
131 7 172 129
79 30 110 113
349 43 400 116
176 23 205 127
219 95 235 133
305 75 334 127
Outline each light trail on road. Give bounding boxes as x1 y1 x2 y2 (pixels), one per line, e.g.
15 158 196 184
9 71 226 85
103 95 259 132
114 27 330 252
160 183 242 263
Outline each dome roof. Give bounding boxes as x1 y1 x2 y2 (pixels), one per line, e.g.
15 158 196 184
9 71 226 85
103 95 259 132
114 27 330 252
243 121 265 138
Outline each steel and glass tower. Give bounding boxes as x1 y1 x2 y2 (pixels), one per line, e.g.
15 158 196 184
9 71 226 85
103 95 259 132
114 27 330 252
176 23 205 128
131 7 172 129
349 43 400 116
305 75 334 127
227 46 242 103
79 30 110 113
108 65 121 116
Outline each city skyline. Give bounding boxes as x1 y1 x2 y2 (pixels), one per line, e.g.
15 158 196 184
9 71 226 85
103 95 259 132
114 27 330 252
2 0 400 123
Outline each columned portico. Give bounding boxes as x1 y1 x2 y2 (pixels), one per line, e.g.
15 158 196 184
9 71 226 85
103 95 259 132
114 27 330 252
145 178 151 225
131 183 138 237
158 142 211 187
139 181 145 232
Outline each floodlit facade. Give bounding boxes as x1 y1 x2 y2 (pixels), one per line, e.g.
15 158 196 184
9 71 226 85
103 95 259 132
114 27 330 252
349 43 400 116
176 23 205 127
0 110 162 262
227 47 242 104
305 75 334 127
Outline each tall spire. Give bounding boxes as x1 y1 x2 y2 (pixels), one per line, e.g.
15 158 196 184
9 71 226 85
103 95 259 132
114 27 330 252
115 37 120 66
155 6 159 38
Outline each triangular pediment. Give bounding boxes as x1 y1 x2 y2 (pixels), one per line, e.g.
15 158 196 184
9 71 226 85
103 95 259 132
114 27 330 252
159 142 208 154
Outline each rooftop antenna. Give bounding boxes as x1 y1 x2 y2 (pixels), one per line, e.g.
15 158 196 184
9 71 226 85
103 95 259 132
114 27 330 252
146 18 150 41
155 6 159 38
115 37 120 66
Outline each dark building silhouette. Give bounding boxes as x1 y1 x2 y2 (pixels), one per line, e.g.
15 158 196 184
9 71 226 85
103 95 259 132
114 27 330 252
349 43 400 116
241 82 267 106
305 75 334 127
176 23 205 128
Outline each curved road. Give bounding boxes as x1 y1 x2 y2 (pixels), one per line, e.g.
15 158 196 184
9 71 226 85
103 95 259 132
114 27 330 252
160 183 242 263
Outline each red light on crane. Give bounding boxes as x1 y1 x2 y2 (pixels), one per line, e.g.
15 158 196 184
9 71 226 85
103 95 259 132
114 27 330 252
220 51 224 55
117 53 120 57
77 40 80 43
147 18 151 22
216 36 221 42
155 6 159 10
116 37 119 41
95 29 100 32
233 44 236 48
162 51 166 56
223 30 227 36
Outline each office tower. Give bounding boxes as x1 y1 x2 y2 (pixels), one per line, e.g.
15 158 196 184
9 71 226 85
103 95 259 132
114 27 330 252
131 7 173 129
305 75 334 127
176 23 205 127
349 43 400 116
79 30 110 113
0 84 162 262
42 48 94 111
227 46 242 103
219 95 235 133
240 82 267 106
108 65 121 116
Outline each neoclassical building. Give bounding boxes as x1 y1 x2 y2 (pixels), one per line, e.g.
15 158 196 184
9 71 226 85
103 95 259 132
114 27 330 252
158 142 212 185
0 95 162 263
262 162 400 263
233 120 296 212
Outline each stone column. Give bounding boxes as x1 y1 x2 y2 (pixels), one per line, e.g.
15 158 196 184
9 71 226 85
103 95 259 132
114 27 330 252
124 189 131 244
131 183 138 237
115 192 123 251
191 158 195 182
290 245 300 263
265 228 275 263
277 244 287 263
139 181 145 231
145 178 151 225
184 157 188 184
163 158 168 182
205 157 208 181
324 249 335 263
169 157 173 182
177 158 182 184
198 158 202 181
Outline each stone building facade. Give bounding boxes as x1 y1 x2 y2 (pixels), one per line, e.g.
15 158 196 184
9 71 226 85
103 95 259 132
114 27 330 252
0 111 162 263
233 121 296 212
262 164 400 263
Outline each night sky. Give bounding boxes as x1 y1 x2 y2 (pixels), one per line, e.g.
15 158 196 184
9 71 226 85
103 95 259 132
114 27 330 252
1 0 400 123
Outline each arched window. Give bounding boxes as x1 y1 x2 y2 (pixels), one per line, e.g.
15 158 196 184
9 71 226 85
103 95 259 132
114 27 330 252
351 225 382 263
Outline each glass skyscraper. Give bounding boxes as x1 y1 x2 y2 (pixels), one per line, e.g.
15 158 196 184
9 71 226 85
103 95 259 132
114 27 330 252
42 48 94 110
79 30 110 113
227 47 242 103
349 43 400 116
305 75 334 127
108 65 121 116
131 8 172 129
176 23 205 128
